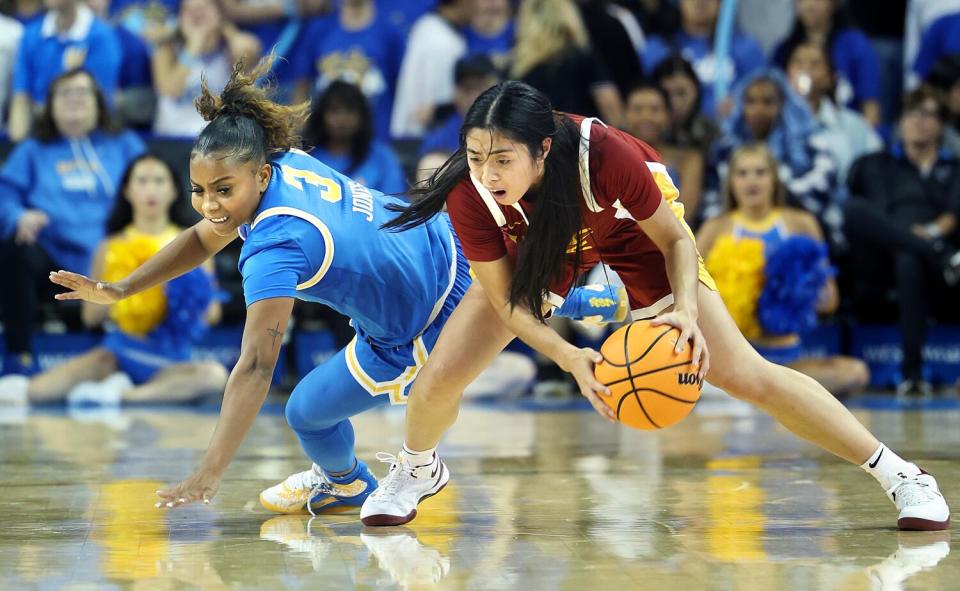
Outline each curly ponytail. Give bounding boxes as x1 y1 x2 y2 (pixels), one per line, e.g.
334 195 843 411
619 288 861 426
192 56 311 164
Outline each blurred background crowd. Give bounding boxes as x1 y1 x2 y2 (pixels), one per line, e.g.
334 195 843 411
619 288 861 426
2 0 960 400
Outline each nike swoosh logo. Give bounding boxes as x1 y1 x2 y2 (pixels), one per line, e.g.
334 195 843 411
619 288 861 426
869 449 883 469
430 464 439 478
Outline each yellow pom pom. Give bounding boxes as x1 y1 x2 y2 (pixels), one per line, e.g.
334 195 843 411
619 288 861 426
705 235 766 340
102 234 167 336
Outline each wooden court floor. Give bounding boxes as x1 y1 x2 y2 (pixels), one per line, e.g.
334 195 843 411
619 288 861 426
0 395 957 590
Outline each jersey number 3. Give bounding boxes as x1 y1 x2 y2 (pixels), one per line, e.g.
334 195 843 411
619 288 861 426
281 164 342 203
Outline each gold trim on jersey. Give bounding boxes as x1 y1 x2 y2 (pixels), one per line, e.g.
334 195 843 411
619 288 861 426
249 206 336 290
345 335 429 405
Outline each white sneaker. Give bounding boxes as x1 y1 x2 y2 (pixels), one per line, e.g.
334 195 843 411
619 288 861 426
0 375 29 405
67 372 133 406
887 472 950 530
260 463 375 515
260 465 328 514
361 527 450 587
360 451 449 526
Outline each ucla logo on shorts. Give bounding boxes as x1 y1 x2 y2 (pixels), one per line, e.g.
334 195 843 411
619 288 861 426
678 373 702 386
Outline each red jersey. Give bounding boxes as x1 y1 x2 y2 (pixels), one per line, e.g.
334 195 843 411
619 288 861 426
447 114 705 318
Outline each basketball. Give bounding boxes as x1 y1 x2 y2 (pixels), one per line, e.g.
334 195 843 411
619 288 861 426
594 321 703 430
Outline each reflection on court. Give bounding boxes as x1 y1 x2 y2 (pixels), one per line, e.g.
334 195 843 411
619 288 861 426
0 397 956 589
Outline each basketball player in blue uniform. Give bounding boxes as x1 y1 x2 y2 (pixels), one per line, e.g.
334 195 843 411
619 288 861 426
50 57 621 514
47 56 463 513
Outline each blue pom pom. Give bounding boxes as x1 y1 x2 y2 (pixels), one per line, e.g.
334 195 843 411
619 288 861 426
758 236 833 336
150 268 214 344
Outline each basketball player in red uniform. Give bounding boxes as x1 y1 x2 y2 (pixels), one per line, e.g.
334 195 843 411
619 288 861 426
359 81 949 531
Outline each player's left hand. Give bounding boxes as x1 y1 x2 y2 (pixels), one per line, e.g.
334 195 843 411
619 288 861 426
650 309 709 381
560 347 617 423
156 471 220 509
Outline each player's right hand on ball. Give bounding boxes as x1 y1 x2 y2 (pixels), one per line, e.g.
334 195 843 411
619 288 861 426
561 347 616 423
49 270 126 305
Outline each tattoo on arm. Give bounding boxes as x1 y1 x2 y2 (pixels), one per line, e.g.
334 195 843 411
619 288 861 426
266 322 283 349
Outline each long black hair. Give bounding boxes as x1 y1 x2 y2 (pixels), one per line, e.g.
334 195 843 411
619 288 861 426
105 154 193 234
384 80 584 321
302 80 374 176
650 54 703 122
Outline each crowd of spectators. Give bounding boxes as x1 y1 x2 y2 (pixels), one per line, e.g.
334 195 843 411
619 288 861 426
1 0 960 397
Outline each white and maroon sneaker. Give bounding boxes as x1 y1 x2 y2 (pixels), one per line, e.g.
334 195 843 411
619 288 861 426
887 472 950 531
360 450 449 526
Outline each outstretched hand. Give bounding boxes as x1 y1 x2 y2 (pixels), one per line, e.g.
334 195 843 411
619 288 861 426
156 471 221 509
49 270 125 305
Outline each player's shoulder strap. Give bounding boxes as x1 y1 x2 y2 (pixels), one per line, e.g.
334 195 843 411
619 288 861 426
468 173 529 228
578 116 605 213
465 116 607 226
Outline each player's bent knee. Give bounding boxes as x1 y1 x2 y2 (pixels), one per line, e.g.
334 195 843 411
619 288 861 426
285 389 326 433
90 348 115 366
409 365 463 408
710 359 780 406
846 359 871 390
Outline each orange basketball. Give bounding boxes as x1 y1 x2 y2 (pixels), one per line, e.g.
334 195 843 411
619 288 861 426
594 320 703 430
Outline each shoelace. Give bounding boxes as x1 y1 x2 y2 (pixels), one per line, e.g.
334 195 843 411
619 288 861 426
288 468 323 492
887 477 941 507
295 468 335 517
370 452 416 499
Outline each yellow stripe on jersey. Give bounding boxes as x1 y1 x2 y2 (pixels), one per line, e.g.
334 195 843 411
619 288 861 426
645 161 718 292
345 336 429 405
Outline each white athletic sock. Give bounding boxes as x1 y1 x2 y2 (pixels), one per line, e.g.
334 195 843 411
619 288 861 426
861 444 922 491
401 443 437 467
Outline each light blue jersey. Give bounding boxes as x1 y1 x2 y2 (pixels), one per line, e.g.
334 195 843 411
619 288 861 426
233 149 474 482
238 149 459 348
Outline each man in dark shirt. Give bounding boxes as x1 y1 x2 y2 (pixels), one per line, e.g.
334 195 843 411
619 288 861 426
844 85 960 397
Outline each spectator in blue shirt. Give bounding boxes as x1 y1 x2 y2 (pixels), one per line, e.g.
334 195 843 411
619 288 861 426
377 0 436 33
219 0 330 101
8 0 121 141
786 41 882 186
107 0 179 44
643 0 766 117
465 0 513 71
773 0 882 127
151 0 261 138
707 69 839 245
10 0 46 27
913 12 960 84
419 54 499 159
304 80 406 195
293 0 405 140
86 0 154 130
0 68 145 375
